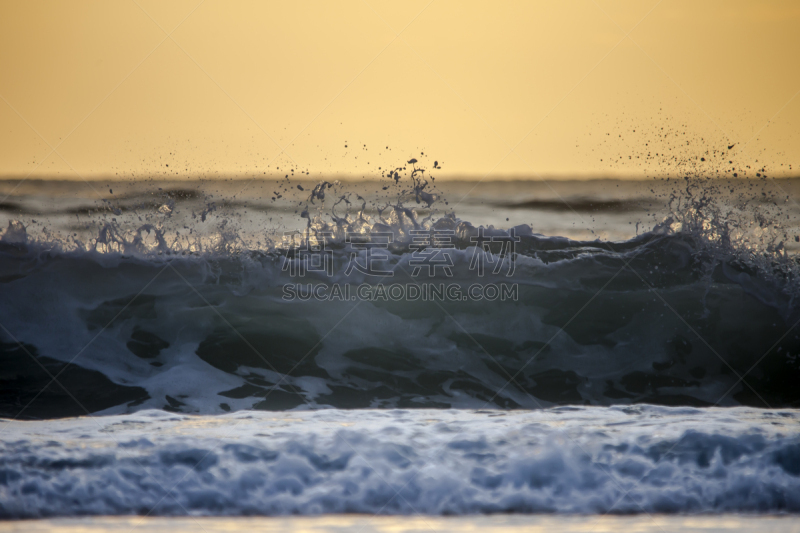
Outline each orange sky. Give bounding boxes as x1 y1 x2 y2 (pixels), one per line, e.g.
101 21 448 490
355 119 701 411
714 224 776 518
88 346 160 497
1 0 798 180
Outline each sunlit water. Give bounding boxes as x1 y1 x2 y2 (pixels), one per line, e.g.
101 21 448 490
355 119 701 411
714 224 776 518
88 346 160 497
3 515 800 533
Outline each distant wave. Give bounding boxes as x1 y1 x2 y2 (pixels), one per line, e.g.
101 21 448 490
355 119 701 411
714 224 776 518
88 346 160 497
490 198 645 211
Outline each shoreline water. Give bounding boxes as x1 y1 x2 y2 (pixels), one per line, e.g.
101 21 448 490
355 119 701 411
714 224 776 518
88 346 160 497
2 514 800 533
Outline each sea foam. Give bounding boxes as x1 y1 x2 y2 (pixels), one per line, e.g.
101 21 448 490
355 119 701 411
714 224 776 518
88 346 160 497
1 406 798 517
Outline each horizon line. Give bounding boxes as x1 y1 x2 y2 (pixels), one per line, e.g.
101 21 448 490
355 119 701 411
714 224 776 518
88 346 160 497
0 172 796 182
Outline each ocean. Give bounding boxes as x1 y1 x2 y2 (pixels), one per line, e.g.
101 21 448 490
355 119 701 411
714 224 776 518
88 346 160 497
1 173 799 528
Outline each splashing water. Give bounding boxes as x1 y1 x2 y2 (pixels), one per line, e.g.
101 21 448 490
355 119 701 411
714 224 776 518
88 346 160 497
1 156 800 418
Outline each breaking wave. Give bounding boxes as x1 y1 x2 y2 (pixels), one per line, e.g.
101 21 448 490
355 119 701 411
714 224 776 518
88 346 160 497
1 163 800 418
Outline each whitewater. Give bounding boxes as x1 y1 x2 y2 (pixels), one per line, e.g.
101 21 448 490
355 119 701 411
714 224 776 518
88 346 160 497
1 406 799 517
